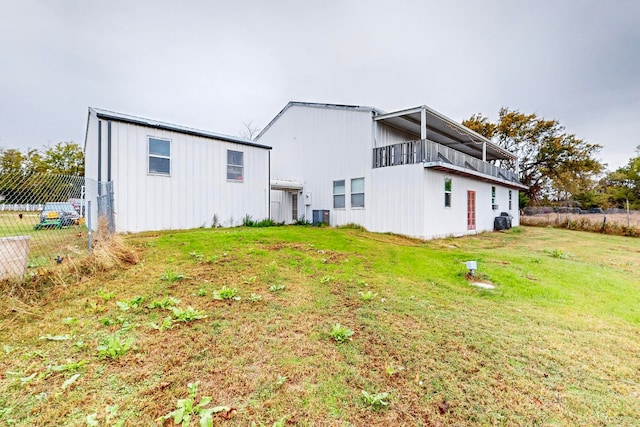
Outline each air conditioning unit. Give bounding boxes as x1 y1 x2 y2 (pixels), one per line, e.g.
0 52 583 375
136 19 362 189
492 204 499 210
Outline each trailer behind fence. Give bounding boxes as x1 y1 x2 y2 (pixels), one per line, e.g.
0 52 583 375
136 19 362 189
0 172 115 280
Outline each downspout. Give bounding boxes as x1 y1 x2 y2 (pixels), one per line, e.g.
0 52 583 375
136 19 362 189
97 120 102 195
107 121 112 182
482 141 486 162
420 106 427 140
268 150 271 220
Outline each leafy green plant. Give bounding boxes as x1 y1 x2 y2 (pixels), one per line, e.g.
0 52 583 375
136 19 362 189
543 248 569 259
196 288 207 297
249 293 263 302
251 416 288 427
361 390 390 410
268 284 286 292
96 290 115 301
48 359 88 373
97 334 135 359
150 316 174 331
211 213 221 228
293 215 311 225
115 301 130 311
170 306 208 322
358 290 378 301
189 251 204 261
243 215 277 227
161 269 186 283
329 323 354 343
62 317 78 325
116 296 145 311
212 286 239 300
86 404 125 427
319 276 333 284
157 382 229 427
147 296 181 309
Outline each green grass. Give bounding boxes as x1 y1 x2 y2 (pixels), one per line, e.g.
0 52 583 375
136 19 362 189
1 226 639 426
0 211 89 269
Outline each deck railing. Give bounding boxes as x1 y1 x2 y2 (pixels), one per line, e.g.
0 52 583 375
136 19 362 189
372 139 520 183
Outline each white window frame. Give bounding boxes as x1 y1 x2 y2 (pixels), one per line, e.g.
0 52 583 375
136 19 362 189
444 177 452 208
333 180 345 209
491 186 498 210
227 150 244 182
351 177 365 208
148 136 171 176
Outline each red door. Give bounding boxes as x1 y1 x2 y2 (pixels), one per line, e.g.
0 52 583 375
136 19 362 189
467 191 476 230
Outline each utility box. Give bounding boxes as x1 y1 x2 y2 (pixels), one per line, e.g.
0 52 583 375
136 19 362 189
494 216 511 231
0 236 31 280
312 210 330 226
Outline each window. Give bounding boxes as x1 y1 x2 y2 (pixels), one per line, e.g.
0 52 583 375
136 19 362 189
444 177 452 207
509 190 513 210
333 180 345 208
351 177 364 208
292 193 298 221
227 150 243 181
148 137 170 175
491 186 497 209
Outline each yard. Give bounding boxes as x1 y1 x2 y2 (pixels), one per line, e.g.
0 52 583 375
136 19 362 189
0 211 89 269
1 225 639 426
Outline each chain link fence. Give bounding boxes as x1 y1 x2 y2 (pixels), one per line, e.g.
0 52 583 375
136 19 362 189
0 172 115 280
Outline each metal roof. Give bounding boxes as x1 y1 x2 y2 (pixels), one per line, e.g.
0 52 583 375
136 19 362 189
374 106 515 161
255 101 384 140
88 107 271 150
256 101 514 161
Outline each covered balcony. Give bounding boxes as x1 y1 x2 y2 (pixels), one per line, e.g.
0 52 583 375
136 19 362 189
372 105 527 190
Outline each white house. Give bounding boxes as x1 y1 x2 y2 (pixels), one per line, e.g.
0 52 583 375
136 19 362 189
84 108 271 233
257 102 527 239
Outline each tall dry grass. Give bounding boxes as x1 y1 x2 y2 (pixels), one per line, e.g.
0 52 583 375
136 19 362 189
0 220 138 318
521 212 640 237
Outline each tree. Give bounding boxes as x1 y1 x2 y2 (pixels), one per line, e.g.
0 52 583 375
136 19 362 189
463 108 604 205
603 146 640 209
40 141 84 176
0 142 85 203
0 148 26 175
239 120 261 140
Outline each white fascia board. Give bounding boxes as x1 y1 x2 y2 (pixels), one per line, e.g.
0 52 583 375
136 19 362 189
424 161 528 190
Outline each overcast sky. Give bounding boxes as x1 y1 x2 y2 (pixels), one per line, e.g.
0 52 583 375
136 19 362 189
1 0 638 169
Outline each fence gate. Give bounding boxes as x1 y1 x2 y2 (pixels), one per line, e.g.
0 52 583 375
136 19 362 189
97 181 115 234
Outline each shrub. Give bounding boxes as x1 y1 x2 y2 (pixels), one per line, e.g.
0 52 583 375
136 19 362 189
329 323 354 343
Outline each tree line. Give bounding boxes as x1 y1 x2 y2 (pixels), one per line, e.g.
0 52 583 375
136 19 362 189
463 108 639 210
0 142 84 204
1 119 639 210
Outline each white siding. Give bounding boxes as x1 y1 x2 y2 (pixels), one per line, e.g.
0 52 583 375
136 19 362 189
375 123 418 147
368 164 425 237
85 114 270 233
423 171 518 238
258 103 522 239
258 105 373 226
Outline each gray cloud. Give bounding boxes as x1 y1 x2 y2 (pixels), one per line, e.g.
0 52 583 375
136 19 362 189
0 0 638 168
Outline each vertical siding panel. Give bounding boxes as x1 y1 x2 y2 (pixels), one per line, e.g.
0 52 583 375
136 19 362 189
86 116 270 233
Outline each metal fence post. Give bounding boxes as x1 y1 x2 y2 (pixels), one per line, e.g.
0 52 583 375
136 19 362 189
87 201 93 253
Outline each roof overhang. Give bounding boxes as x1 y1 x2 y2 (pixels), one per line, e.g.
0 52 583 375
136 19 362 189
424 161 528 190
374 106 515 162
88 107 272 150
270 179 303 191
